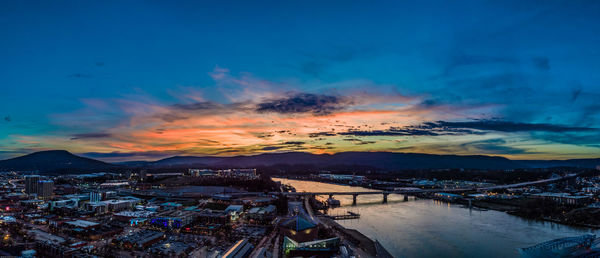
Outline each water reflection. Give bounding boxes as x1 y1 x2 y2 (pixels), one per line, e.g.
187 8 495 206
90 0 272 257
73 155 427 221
275 178 598 258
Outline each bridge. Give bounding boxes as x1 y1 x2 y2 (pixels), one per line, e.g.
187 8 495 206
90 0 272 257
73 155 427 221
477 173 578 192
275 188 470 205
274 173 581 205
519 234 597 257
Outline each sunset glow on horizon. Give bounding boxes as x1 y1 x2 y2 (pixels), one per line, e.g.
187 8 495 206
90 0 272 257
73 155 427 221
2 1 600 162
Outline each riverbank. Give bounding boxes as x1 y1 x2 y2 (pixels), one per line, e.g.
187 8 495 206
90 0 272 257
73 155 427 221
278 176 600 230
303 195 393 257
275 177 599 258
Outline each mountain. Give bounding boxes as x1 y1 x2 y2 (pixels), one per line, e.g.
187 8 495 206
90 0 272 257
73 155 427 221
132 152 600 170
146 156 226 167
2 150 599 173
517 159 600 169
0 150 118 173
210 152 521 170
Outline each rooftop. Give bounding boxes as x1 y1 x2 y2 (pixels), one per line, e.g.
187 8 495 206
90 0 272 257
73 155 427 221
65 220 99 228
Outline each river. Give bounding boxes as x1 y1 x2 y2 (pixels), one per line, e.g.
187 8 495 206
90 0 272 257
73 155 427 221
274 178 598 258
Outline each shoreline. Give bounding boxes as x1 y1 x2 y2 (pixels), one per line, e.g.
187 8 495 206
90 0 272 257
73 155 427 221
302 195 393 257
275 176 600 231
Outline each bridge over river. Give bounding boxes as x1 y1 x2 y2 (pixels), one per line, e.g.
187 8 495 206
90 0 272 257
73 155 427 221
273 173 580 205
272 188 469 204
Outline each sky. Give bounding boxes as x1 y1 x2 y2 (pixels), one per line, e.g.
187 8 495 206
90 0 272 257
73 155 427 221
1 1 600 162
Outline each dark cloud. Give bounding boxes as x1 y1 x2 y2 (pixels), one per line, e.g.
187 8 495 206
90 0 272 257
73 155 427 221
256 93 350 115
343 138 376 145
532 57 550 70
309 120 596 138
68 73 93 78
309 132 337 138
433 120 595 133
339 123 484 137
282 141 305 145
255 133 274 139
261 146 283 151
70 132 112 140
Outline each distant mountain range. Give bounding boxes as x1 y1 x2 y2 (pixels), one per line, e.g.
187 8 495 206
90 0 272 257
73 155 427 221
0 150 118 173
0 150 599 174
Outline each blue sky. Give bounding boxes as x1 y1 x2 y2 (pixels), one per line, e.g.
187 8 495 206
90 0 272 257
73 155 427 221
1 1 600 161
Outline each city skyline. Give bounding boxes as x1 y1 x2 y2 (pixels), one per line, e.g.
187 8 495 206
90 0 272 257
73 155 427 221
2 1 600 161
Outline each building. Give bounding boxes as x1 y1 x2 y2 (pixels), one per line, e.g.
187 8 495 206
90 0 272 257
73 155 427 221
434 192 463 201
113 211 155 223
532 193 592 206
150 210 198 229
50 199 79 210
103 199 136 212
196 210 229 224
279 215 340 257
99 181 130 188
90 192 101 202
84 202 108 214
246 205 276 222
114 230 164 250
64 220 100 230
150 241 194 256
37 180 54 199
189 169 216 177
222 239 254 258
224 205 244 221
318 174 365 182
217 169 258 179
160 202 183 211
24 175 41 195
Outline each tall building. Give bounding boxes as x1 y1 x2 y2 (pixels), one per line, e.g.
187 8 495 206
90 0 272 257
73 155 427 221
24 175 41 195
37 180 54 199
90 192 101 202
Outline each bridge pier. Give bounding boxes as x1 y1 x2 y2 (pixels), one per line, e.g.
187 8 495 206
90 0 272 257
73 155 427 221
403 195 408 202
382 193 389 203
352 194 358 206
